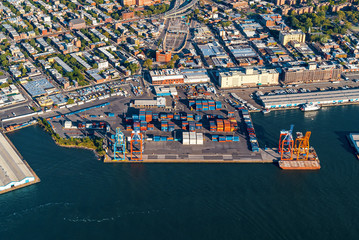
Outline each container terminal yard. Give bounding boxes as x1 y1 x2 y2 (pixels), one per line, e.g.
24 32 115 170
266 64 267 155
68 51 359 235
0 79 330 193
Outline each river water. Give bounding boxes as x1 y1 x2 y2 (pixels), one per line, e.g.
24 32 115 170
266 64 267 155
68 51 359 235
1 105 359 239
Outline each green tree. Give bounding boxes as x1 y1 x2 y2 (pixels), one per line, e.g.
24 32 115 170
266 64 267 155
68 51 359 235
143 59 153 69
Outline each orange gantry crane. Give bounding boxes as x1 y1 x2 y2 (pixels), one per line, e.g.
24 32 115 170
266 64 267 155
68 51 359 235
293 131 311 161
130 131 143 161
278 125 294 161
279 125 312 161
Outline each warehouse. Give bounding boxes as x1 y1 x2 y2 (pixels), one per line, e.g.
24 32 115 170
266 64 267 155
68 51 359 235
150 69 210 85
132 98 167 108
149 69 184 85
282 63 342 83
218 67 279 88
259 88 359 109
154 86 178 96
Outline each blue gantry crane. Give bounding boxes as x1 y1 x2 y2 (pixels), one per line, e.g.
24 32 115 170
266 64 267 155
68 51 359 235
114 127 126 161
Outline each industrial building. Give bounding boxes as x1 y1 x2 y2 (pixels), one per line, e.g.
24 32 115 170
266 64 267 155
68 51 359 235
182 69 210 84
22 78 58 97
259 88 359 109
279 29 305 46
132 98 166 108
150 69 184 85
156 50 172 63
149 69 210 85
282 63 342 83
218 68 279 88
154 86 178 96
0 132 36 193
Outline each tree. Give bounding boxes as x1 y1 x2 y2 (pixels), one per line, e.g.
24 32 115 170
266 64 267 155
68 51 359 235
127 63 139 74
67 98 75 104
172 55 180 62
143 59 153 69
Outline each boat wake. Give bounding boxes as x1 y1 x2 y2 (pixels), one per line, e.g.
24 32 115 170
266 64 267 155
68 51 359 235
63 209 162 223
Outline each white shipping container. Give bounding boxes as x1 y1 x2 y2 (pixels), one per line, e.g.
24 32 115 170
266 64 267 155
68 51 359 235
190 132 196 139
183 137 190 145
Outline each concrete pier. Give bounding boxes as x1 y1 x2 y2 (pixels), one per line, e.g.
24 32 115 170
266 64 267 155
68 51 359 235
0 132 40 194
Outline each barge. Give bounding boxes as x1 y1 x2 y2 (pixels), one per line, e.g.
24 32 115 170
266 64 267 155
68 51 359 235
348 133 359 159
278 149 321 170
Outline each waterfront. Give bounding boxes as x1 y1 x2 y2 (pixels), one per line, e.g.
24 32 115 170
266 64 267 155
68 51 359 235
1 105 359 239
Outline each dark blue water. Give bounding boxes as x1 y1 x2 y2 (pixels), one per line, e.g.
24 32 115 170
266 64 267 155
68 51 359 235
1 105 359 240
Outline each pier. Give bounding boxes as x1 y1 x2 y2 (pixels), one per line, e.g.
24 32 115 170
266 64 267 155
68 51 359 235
0 132 40 194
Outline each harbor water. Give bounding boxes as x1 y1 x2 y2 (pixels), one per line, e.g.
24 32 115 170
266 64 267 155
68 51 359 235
1 105 359 239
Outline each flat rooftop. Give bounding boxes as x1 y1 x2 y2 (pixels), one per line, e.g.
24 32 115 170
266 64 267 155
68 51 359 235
259 89 359 108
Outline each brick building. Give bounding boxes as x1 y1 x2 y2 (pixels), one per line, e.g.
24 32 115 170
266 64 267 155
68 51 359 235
68 19 86 30
156 50 172 63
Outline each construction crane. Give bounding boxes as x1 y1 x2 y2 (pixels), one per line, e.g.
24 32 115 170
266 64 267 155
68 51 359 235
293 131 311 161
278 124 294 161
113 127 126 161
130 131 143 161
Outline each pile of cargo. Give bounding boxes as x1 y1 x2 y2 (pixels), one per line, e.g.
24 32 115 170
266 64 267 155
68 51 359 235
153 136 174 142
5 120 37 132
126 121 155 131
241 109 259 152
209 119 238 132
160 121 175 132
189 100 222 111
127 110 203 123
182 121 202 131
211 135 240 142
182 132 204 145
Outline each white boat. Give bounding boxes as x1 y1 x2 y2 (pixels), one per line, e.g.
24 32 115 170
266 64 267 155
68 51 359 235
300 103 321 112
262 109 271 114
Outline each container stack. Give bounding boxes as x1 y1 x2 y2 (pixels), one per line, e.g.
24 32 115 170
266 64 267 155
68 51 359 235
196 133 204 145
168 122 175 132
241 109 259 152
212 135 239 142
189 132 197 145
193 100 223 111
183 132 190 145
161 121 168 132
182 121 189 130
210 121 217 132
133 121 140 131
187 113 194 121
145 111 152 122
139 109 146 121
148 123 154 130
152 136 174 142
209 119 236 132
182 132 204 145
188 121 196 132
140 121 147 131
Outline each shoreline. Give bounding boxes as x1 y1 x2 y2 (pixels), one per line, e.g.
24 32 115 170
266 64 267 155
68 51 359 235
37 120 104 161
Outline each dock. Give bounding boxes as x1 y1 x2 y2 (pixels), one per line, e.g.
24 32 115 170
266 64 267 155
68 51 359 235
104 147 279 163
0 131 40 195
